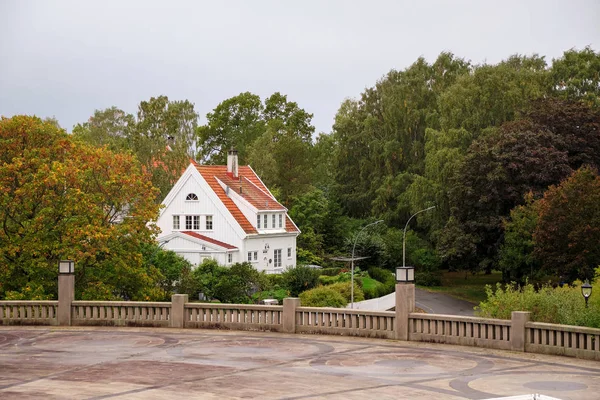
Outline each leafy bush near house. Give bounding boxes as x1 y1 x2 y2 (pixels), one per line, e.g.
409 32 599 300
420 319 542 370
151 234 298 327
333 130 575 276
476 273 600 328
193 260 265 304
265 273 284 289
281 265 320 296
327 281 364 303
252 288 289 304
299 286 347 308
320 267 343 276
318 271 353 285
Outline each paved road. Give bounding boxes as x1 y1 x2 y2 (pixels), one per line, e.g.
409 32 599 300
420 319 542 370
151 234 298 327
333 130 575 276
416 288 477 316
351 289 477 315
1 326 598 399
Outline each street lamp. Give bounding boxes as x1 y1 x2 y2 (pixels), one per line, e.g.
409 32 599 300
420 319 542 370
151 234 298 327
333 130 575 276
403 206 436 269
351 220 384 308
581 280 592 308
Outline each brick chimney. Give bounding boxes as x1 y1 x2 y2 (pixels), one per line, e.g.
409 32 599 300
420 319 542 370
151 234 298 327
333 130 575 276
227 148 238 179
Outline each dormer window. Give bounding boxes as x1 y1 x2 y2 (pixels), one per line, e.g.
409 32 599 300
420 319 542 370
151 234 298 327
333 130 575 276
186 193 199 201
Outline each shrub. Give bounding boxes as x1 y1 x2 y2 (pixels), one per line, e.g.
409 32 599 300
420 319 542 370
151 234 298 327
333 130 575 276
320 267 342 276
477 280 600 328
265 273 284 290
318 275 339 285
193 260 263 304
415 271 442 287
327 281 364 303
252 288 289 304
281 265 320 297
299 286 347 308
367 267 393 284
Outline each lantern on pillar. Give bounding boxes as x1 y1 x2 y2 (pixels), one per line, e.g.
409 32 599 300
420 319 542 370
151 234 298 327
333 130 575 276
58 260 75 275
396 266 415 283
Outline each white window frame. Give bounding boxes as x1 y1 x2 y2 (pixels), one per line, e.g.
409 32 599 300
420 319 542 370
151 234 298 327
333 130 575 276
205 215 213 230
185 215 200 230
248 252 252 262
279 214 283 228
173 215 180 230
185 193 199 201
272 214 276 228
257 214 261 229
274 249 282 268
263 214 268 229
228 253 233 264
287 247 292 258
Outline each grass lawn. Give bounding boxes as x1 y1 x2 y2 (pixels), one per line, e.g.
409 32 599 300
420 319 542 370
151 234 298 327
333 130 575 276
359 276 380 291
419 270 503 305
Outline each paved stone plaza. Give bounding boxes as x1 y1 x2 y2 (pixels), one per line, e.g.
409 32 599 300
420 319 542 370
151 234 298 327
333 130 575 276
0 326 598 399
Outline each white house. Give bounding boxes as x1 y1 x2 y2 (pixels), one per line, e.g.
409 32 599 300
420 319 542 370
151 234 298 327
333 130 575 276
156 149 300 273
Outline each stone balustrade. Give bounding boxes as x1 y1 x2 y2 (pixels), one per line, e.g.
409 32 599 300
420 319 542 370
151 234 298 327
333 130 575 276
409 313 512 350
71 301 171 327
2 287 599 361
0 301 58 325
295 306 396 339
184 303 283 331
526 321 600 360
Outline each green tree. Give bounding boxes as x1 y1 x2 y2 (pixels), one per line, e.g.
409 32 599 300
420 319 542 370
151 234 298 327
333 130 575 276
141 243 195 300
0 116 161 300
196 92 265 164
263 92 315 143
74 96 199 201
247 119 313 206
550 46 600 107
132 96 198 199
498 195 540 283
332 53 470 221
72 107 134 151
193 260 265 303
281 265 320 297
439 55 548 133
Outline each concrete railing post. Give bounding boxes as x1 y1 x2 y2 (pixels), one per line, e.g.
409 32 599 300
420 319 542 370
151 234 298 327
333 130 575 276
170 294 188 328
395 283 415 341
57 274 75 326
283 297 300 334
511 311 531 352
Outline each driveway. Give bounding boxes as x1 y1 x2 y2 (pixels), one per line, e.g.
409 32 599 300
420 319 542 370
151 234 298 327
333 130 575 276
416 288 477 316
350 288 477 315
1 326 598 399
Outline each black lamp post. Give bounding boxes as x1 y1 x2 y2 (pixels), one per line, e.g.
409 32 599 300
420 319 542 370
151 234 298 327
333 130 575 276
581 280 592 308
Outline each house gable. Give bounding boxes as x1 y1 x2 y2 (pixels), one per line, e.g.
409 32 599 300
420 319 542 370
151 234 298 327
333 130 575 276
156 164 248 243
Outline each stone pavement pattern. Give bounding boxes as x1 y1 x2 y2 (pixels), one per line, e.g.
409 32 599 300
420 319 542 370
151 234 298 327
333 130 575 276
0 327 598 399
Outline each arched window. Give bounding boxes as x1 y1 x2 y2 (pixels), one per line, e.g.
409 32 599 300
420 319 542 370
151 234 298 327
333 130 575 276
186 193 198 201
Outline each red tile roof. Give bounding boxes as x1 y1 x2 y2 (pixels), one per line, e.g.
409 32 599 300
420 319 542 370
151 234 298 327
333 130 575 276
191 161 299 234
181 231 237 249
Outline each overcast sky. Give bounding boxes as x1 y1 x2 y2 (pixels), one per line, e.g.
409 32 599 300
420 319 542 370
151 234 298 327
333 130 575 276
1 0 599 135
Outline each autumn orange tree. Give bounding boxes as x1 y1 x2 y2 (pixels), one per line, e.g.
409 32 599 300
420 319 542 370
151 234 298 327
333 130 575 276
0 116 162 300
534 166 600 282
